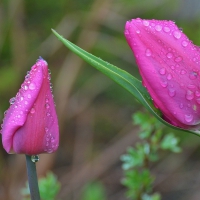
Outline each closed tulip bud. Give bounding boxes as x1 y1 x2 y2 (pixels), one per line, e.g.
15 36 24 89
1 57 59 155
125 18 200 129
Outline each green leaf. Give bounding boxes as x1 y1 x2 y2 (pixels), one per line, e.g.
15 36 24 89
160 133 181 153
52 29 200 137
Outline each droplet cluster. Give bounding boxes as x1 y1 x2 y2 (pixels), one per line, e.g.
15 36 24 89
125 18 200 125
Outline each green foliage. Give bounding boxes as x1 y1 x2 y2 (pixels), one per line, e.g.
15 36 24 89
81 182 106 200
122 169 154 199
21 172 60 200
121 111 181 200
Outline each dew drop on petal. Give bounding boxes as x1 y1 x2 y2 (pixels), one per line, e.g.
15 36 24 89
136 30 140 34
189 72 198 80
155 25 162 31
46 112 50 117
180 69 186 75
170 65 175 70
30 108 35 114
9 97 16 105
196 98 200 104
174 56 182 63
173 31 181 39
184 114 193 123
195 91 200 97
143 20 149 26
164 26 170 32
145 49 152 57
182 40 188 47
159 68 166 75
179 103 184 109
186 90 194 100
27 94 31 99
29 83 36 90
160 80 168 88
168 88 176 97
167 53 173 59
45 103 50 109
167 73 172 80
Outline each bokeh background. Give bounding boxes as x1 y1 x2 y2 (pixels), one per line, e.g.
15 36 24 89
1 0 200 199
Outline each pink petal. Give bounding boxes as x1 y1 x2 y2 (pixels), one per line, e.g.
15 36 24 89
1 58 59 154
125 18 200 129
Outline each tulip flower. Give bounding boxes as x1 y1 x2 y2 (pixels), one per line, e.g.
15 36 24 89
0 57 59 155
125 18 200 129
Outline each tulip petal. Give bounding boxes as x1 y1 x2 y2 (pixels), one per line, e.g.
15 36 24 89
125 18 200 129
1 58 59 154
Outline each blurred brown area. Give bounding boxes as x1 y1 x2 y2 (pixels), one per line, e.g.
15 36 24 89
1 0 200 199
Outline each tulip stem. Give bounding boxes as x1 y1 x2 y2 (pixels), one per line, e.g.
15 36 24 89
25 155 41 200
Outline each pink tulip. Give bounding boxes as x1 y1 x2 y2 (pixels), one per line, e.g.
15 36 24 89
125 18 200 129
0 57 59 155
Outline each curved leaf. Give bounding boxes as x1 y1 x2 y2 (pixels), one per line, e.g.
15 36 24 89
52 29 200 137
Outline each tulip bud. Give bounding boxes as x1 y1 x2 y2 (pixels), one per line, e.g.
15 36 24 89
1 57 59 155
125 18 200 129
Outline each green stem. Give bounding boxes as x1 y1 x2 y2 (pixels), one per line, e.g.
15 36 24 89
25 155 41 200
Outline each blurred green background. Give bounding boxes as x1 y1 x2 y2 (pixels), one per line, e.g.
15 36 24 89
1 0 200 199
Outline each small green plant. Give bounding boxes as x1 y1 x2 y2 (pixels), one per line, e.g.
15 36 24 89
81 182 107 200
21 171 60 200
121 111 181 200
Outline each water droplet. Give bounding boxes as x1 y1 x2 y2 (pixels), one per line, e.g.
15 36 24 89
159 68 166 75
195 91 200 97
32 65 38 70
27 94 31 99
160 80 168 88
47 149 53 153
45 127 49 132
168 88 176 97
45 103 50 109
166 53 173 59
174 56 182 62
45 98 49 103
170 65 175 70
20 96 24 101
155 25 162 31
29 83 36 90
164 26 170 32
179 103 184 109
143 20 149 26
173 31 181 39
136 30 140 34
187 84 196 89
196 98 200 104
186 90 194 100
24 101 28 105
30 108 35 114
145 48 152 57
180 69 186 75
182 40 188 47
167 73 172 80
46 112 50 117
31 155 39 162
184 114 193 123
22 84 28 90
189 71 198 80
9 97 16 105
